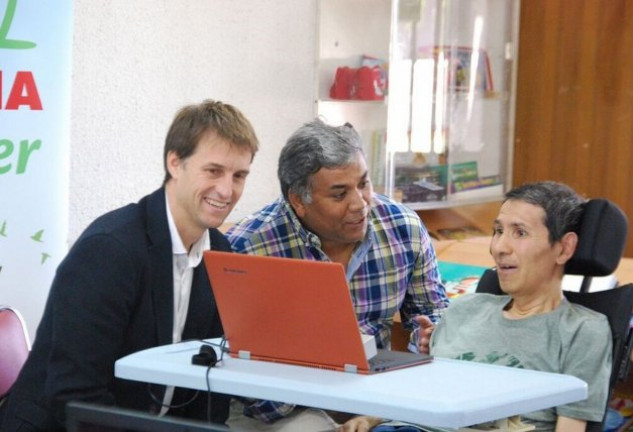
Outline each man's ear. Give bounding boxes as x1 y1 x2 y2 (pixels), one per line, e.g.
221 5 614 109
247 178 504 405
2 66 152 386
557 232 578 265
288 192 306 219
166 151 182 180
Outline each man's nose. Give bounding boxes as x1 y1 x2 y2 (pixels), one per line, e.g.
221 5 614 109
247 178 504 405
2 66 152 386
215 175 233 198
491 233 510 256
350 189 369 211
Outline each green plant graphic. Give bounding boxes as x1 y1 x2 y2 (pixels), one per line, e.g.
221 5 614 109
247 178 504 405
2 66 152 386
0 0 36 49
30 228 51 264
0 221 52 266
30 229 43 242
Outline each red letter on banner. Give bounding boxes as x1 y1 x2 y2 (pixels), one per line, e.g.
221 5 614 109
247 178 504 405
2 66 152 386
5 71 43 110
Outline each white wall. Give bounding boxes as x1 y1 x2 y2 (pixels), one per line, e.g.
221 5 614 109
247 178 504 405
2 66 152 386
70 0 316 242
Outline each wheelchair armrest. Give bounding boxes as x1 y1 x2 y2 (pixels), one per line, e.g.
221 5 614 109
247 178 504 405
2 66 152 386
618 326 633 382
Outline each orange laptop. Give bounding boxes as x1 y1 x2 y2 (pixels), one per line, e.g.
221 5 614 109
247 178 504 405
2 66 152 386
203 250 432 374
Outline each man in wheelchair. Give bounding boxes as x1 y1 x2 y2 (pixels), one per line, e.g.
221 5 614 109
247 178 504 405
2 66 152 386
341 181 618 432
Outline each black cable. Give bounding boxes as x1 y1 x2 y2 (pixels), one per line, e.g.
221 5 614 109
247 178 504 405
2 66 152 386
147 382 199 409
197 337 228 423
145 338 228 415
206 361 214 423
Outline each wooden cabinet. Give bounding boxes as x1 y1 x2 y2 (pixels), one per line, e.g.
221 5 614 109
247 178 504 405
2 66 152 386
513 0 633 258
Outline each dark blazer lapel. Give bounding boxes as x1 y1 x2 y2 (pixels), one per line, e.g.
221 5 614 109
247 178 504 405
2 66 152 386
144 188 174 347
184 229 231 339
187 263 215 338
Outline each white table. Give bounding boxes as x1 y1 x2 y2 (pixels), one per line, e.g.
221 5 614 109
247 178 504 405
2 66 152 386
115 339 587 428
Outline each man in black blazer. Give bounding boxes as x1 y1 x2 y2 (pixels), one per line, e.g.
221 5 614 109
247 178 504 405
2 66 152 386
0 100 259 431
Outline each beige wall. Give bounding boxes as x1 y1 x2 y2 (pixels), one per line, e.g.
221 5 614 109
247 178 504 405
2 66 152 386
70 1 317 243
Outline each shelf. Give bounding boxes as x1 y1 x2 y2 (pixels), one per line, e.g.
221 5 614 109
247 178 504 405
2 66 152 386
317 99 388 108
318 93 508 104
316 0 519 210
402 193 504 211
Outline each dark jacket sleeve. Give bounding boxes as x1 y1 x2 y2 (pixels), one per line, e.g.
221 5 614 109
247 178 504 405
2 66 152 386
46 234 146 424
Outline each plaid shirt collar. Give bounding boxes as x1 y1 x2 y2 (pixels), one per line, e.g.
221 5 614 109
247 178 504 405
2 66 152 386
279 196 374 269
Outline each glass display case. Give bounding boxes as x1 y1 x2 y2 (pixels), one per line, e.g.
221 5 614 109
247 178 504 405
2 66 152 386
316 0 520 209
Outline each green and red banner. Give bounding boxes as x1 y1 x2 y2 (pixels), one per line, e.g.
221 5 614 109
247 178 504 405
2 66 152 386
0 0 73 338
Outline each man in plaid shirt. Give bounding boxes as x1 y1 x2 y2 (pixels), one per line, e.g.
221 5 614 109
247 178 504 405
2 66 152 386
225 119 449 431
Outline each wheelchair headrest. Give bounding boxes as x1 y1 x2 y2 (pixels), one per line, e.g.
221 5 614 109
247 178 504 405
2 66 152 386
565 199 628 276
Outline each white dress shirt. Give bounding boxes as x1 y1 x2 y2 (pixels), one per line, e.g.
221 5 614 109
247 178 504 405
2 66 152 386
160 192 210 414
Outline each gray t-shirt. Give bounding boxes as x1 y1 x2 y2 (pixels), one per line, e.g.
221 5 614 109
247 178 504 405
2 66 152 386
430 293 612 430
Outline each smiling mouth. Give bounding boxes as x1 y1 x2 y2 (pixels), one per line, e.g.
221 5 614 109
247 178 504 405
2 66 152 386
204 197 229 209
348 216 367 225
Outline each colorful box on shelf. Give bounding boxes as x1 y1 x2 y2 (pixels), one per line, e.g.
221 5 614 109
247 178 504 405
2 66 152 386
418 46 493 93
394 163 447 203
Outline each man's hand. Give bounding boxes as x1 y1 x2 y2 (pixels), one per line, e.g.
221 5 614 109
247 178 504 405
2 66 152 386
555 415 586 432
414 315 435 355
337 416 383 432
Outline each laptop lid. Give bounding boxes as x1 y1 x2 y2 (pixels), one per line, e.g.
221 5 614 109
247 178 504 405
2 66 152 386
203 251 432 374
